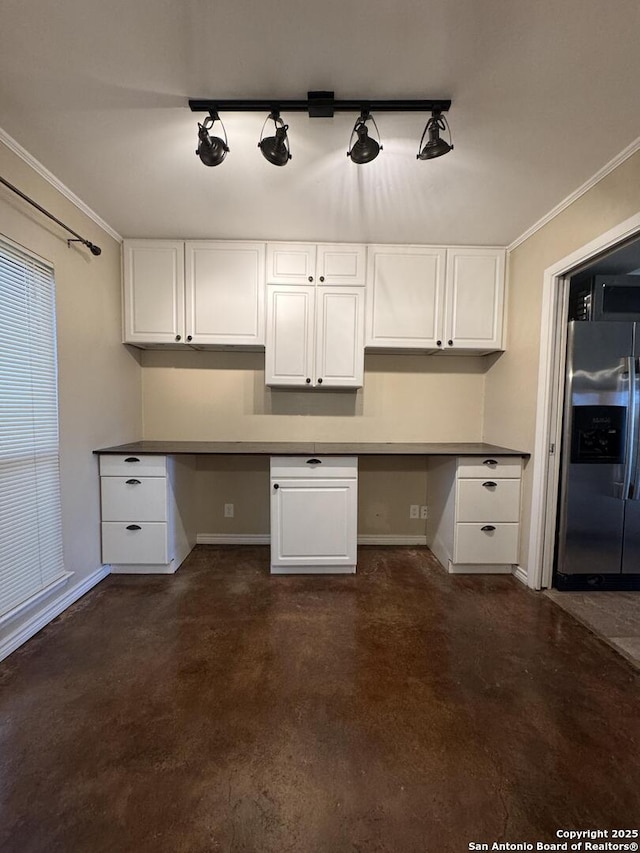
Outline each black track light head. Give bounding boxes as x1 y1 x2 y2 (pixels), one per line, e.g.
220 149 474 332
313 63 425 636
196 112 229 167
347 112 382 164
417 110 453 160
258 112 292 166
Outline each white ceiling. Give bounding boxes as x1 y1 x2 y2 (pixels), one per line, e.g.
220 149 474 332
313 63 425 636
1 0 639 246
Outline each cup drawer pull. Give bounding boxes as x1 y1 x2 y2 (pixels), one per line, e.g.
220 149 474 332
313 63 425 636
306 458 322 464
126 524 142 531
483 459 498 466
482 481 497 488
124 457 140 463
125 479 141 485
481 525 496 532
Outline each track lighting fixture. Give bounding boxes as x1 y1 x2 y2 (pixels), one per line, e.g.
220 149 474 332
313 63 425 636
417 110 453 160
196 112 229 167
347 112 382 164
258 111 292 166
189 93 452 167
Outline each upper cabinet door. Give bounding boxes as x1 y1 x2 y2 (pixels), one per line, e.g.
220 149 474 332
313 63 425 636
184 242 265 347
265 285 315 386
123 240 185 345
266 243 317 285
316 244 366 286
444 248 506 352
366 246 446 350
315 287 365 388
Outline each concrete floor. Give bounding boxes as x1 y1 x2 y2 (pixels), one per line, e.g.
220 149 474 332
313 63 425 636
0 545 638 853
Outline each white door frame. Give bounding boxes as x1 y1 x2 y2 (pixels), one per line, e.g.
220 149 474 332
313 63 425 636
527 211 640 590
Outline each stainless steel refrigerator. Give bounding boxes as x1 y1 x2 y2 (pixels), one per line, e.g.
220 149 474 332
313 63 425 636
557 321 640 588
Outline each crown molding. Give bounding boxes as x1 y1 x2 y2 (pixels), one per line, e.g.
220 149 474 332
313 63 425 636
508 135 640 253
0 126 122 243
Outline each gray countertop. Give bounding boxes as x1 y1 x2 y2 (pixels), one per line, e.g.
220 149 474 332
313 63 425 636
94 440 528 456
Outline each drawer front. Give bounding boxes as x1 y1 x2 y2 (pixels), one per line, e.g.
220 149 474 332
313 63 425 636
101 477 167 522
457 456 522 479
101 522 168 565
270 456 358 479
454 523 519 564
456 479 520 522
99 454 167 477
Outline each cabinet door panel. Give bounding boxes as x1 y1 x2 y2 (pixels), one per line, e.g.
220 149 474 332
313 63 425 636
266 243 317 284
123 241 184 345
185 242 265 346
271 478 357 567
265 285 315 386
366 246 446 349
444 248 505 351
317 244 366 286
315 288 364 388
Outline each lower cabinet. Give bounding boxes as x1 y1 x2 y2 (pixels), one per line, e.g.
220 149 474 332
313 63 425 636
99 454 196 574
427 455 522 573
270 456 358 573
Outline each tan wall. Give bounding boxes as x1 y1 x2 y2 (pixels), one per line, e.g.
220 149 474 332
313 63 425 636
484 149 640 576
0 141 141 643
142 349 488 536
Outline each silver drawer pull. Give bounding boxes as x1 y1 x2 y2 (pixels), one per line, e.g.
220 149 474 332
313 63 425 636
306 458 322 464
481 525 496 532
126 524 141 531
482 481 497 488
483 459 498 466
125 479 141 485
124 457 140 463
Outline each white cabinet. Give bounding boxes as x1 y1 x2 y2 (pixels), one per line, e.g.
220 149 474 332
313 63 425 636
122 240 265 348
366 246 446 349
444 248 505 352
99 453 196 573
270 456 358 574
366 245 505 354
427 455 522 573
266 242 366 286
265 284 364 388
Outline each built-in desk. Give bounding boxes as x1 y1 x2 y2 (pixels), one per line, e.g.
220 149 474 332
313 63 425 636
94 442 528 576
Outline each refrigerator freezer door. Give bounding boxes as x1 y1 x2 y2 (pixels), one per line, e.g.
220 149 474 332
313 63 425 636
558 322 633 575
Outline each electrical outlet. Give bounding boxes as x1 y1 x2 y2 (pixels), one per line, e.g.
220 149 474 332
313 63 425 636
409 504 419 519
420 505 428 519
224 503 234 518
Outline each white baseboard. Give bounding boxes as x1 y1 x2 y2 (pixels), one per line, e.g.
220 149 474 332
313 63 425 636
0 564 110 662
196 533 428 546
512 565 528 585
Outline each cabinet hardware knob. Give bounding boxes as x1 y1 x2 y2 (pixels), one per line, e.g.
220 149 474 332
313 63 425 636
483 459 498 466
481 525 496 532
124 457 140 463
126 524 142 531
175 334 181 341
125 479 141 485
308 276 314 282
482 481 497 488
306 378 311 384
317 377 323 384
436 340 442 347
448 339 453 346
319 276 325 282
274 483 279 489
187 335 193 342
306 458 322 465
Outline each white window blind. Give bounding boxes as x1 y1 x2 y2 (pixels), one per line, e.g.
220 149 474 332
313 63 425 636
0 239 65 618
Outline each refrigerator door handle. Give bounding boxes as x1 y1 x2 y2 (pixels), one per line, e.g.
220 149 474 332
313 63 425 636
624 355 638 500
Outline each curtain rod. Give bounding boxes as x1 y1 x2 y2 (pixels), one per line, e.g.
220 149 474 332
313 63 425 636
0 176 101 256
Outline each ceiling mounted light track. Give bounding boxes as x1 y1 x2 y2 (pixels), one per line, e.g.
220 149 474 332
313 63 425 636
417 110 454 160
189 92 452 166
258 111 292 166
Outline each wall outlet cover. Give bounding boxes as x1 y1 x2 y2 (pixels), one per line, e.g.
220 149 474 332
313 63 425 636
420 506 428 519
409 504 420 519
224 503 234 518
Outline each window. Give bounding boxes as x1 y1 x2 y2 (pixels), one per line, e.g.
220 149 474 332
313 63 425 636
0 239 65 619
